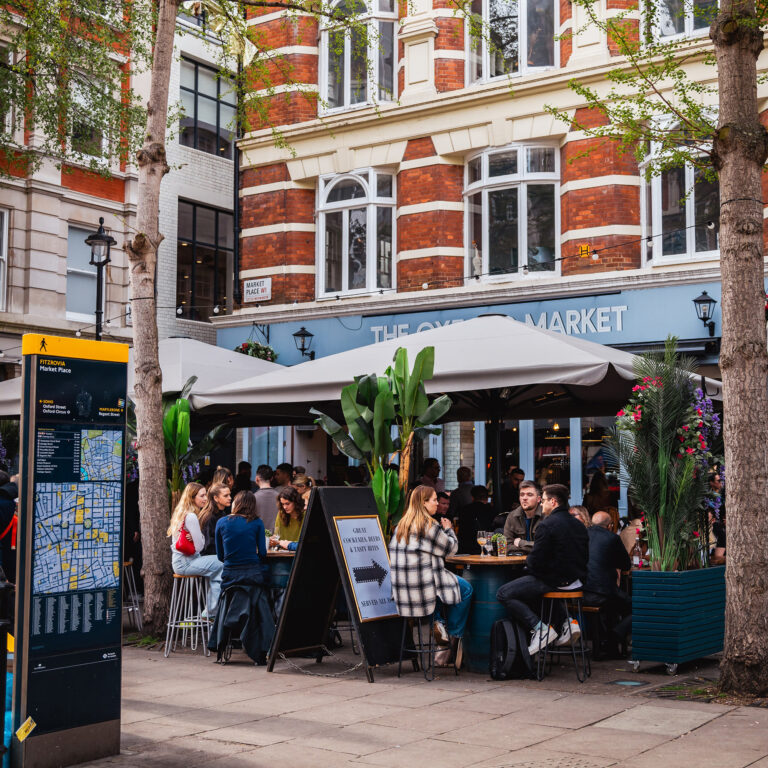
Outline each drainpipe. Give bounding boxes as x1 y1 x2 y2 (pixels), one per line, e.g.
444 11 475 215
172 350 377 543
232 57 242 307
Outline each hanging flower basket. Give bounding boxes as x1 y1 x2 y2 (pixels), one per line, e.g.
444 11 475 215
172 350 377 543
235 340 278 362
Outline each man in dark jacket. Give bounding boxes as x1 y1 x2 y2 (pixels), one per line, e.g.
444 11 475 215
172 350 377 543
496 483 589 656
457 486 496 554
448 466 473 520
502 481 543 552
584 511 632 654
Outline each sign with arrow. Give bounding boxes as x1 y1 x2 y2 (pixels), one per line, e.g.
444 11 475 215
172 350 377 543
334 516 398 622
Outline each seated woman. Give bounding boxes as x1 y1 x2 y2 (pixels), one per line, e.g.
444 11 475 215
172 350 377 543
270 487 305 545
199 482 231 556
167 483 223 619
215 490 269 590
389 485 473 667
212 491 274 663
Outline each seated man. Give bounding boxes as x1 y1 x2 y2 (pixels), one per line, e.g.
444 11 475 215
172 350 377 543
496 484 589 656
503 481 543 552
583 511 632 656
457 485 496 554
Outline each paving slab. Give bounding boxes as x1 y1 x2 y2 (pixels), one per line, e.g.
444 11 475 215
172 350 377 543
367 701 493 733
353 736 509 767
198 714 328 747
593 703 725 737
449 688 567 715
302 721 426 755
533 725 673 760
512 693 639 729
435 717 568 751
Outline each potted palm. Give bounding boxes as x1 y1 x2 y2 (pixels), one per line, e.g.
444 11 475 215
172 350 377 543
610 338 724 674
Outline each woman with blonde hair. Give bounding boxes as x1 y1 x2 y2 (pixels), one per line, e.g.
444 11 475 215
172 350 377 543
292 474 314 505
389 485 473 666
210 466 234 490
569 505 592 527
167 482 223 618
199 482 231 556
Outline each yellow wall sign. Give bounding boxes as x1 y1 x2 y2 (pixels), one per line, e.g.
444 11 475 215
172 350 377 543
21 334 129 363
15 717 36 743
578 244 591 259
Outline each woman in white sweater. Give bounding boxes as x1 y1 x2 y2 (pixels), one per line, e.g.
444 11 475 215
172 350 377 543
167 483 223 617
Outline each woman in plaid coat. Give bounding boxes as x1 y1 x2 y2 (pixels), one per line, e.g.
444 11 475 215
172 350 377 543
390 485 473 664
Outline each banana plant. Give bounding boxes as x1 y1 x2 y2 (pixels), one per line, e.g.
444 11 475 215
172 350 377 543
311 346 451 533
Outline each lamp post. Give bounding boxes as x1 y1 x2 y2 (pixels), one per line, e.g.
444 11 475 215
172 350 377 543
693 291 717 337
292 327 315 360
84 218 116 341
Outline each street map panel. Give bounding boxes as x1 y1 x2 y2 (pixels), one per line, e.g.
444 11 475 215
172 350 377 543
80 429 123 482
33 482 121 594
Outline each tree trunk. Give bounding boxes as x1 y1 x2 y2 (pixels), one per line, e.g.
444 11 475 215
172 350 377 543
712 0 768 695
126 0 180 635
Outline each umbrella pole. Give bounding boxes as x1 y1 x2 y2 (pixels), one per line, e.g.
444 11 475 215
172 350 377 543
489 417 504 517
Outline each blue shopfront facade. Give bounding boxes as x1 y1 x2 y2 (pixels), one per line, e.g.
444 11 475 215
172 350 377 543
217 280 722 508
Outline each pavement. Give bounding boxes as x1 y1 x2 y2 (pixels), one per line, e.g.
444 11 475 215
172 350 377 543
81 645 768 768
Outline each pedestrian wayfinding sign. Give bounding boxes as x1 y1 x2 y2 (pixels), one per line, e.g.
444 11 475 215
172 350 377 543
333 516 397 622
14 334 127 768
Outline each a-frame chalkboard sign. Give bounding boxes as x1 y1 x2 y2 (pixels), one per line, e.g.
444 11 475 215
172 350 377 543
267 487 404 682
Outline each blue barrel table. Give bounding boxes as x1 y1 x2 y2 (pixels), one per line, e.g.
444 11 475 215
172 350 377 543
267 550 295 589
446 554 527 674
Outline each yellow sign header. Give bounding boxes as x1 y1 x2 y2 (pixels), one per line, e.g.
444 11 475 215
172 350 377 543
22 334 129 363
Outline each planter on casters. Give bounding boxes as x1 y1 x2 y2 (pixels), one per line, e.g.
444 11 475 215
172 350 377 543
631 565 725 676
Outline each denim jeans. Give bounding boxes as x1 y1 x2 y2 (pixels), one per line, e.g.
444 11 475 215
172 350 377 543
436 576 473 638
172 552 223 617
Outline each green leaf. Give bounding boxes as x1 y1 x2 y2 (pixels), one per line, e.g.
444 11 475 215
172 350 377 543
416 394 452 427
175 410 190 459
179 375 198 401
391 347 409 403
310 407 366 461
403 347 435 419
162 404 176 449
413 426 442 442
373 390 395 459
341 383 373 454
355 374 380 410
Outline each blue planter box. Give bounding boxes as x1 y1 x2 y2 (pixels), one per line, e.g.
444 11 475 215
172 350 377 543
631 566 725 665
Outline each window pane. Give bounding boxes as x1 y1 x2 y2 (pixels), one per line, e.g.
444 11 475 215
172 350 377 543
527 184 555 271
67 227 97 273
327 178 366 202
378 21 394 100
468 157 482 184
470 0 483 82
644 181 653 261
216 251 228 306
327 30 345 108
218 102 236 158
376 173 393 198
660 166 686 255
350 27 368 104
378 0 394 11
176 240 193 317
197 65 218 98
66 272 97 315
218 212 234 250
196 206 216 245
178 201 194 241
527 0 554 67
693 169 719 253
658 0 684 36
193 245 216 321
376 207 392 288
179 88 195 148
488 187 519 274
693 0 716 29
489 150 518 177
468 192 483 276
527 147 555 173
489 0 519 76
348 208 367 289
325 211 343 292
71 118 103 157
180 59 196 90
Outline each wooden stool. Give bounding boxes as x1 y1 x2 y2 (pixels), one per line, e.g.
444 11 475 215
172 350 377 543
535 590 590 682
164 574 210 657
398 615 436 681
122 560 142 632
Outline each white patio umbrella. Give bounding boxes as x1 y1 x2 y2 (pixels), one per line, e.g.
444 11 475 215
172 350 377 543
0 337 282 417
190 314 722 426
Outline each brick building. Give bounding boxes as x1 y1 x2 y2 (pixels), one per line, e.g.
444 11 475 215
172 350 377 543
0 17 234 382
216 0 741 503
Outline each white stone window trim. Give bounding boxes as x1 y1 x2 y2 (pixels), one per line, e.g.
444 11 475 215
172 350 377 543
0 208 8 313
643 0 713 43
466 0 559 85
316 168 397 298
318 0 398 116
463 143 561 282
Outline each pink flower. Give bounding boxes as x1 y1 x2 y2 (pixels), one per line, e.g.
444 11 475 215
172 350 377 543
616 410 624 417
693 531 700 538
635 527 640 534
682 425 689 431
686 447 695 454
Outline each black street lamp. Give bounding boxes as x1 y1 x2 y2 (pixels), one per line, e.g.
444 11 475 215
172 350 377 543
692 291 717 337
84 217 116 341
292 327 315 360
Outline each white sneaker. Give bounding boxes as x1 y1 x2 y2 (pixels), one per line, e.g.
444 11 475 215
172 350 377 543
555 619 581 646
527 624 558 656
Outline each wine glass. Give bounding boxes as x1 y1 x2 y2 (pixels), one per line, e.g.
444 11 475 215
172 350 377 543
476 530 488 556
484 537 494 558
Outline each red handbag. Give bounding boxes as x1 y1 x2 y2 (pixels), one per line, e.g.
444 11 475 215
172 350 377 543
175 523 196 556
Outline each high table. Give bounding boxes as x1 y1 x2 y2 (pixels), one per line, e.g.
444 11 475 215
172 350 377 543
445 554 527 673
267 549 295 590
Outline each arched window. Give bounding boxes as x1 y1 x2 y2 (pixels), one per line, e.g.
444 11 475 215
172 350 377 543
320 0 396 112
469 0 556 83
318 170 395 296
464 145 559 278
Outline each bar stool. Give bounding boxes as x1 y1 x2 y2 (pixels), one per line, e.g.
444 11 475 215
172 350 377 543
398 614 437 681
535 590 590 682
122 559 142 632
164 574 210 657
